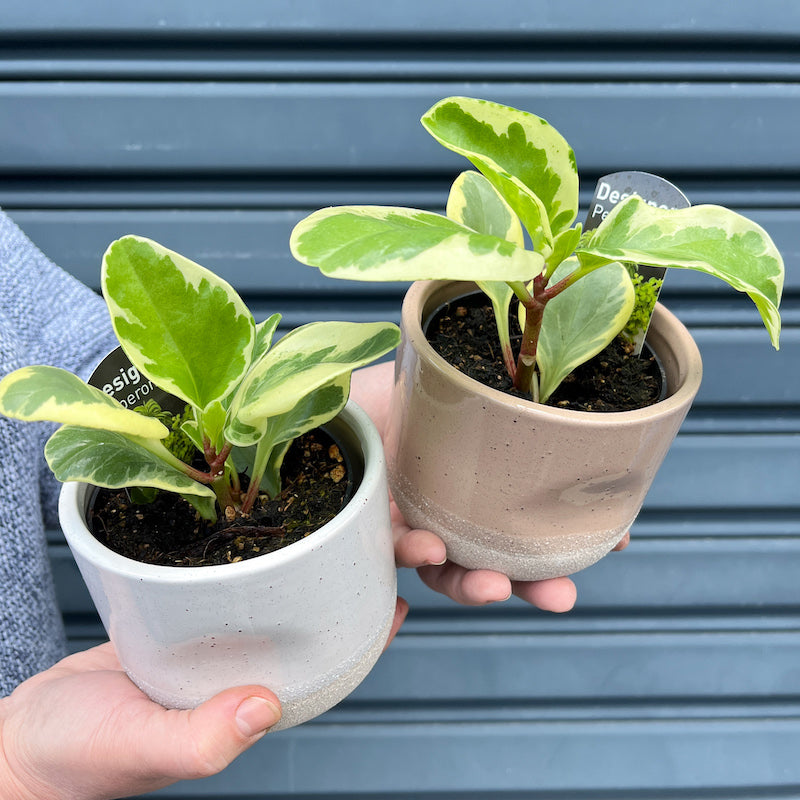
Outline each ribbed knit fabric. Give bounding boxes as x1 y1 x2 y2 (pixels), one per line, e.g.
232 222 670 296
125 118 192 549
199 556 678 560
0 209 117 695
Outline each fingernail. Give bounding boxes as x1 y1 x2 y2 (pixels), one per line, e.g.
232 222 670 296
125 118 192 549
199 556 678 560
425 556 447 566
235 696 281 737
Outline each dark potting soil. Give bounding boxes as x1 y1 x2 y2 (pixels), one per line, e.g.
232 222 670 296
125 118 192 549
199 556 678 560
426 293 663 412
89 429 352 567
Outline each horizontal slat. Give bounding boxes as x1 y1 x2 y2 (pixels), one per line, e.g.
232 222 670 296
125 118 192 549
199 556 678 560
53 529 800 616
4 179 800 210
351 627 800 703
130 714 800 796
2 84 800 174
393 537 800 611
6 208 799 294
5 55 800 83
2 1 799 39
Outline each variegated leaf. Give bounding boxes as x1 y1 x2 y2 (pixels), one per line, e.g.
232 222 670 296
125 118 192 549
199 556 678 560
0 365 167 439
536 260 635 403
578 196 784 348
231 375 351 497
446 170 519 376
290 206 543 283
421 96 579 237
229 321 399 428
102 235 256 411
447 171 525 247
228 373 350 449
45 426 216 499
253 313 282 363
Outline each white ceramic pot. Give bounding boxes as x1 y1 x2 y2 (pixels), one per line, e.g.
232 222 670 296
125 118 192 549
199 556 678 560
59 402 396 730
385 280 704 581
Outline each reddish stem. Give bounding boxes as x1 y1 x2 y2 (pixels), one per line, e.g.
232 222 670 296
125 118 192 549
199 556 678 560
512 273 574 395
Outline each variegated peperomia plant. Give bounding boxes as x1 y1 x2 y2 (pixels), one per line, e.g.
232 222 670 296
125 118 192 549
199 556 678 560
290 96 784 403
0 236 400 521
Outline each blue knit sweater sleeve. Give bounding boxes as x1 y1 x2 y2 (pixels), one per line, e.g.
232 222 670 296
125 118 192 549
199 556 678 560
0 209 118 695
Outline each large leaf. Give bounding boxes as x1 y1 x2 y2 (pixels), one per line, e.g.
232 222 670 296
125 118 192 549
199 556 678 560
290 206 543 283
421 96 580 238
578 197 784 348
0 366 167 439
536 260 635 403
229 321 399 428
102 235 256 411
45 426 216 499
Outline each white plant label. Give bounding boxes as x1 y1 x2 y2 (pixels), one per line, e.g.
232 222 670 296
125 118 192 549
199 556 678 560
584 171 690 353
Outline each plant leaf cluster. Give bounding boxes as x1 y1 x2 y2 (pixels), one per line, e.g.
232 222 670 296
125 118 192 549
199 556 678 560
290 96 784 403
0 236 400 520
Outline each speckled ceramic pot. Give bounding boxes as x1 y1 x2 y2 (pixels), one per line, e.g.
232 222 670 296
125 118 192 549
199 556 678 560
58 402 396 730
385 281 703 581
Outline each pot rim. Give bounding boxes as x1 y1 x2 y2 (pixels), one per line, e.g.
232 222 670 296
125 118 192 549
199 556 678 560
402 279 703 424
58 400 384 582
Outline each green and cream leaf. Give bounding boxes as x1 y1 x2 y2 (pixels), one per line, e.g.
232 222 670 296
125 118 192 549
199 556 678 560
231 375 351 496
421 96 579 236
102 235 256 410
45 426 216 498
253 313 282 364
536 260 635 403
0 366 167 439
446 170 518 376
290 206 543 283
578 197 784 348
230 321 399 427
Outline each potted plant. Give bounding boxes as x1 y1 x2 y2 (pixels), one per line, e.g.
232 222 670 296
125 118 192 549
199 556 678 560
0 235 401 730
289 96 784 581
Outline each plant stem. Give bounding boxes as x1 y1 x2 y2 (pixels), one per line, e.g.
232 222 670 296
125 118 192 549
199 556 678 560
511 268 584 395
515 297 545 394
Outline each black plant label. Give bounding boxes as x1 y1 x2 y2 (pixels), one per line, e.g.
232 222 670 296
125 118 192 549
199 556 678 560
89 347 185 415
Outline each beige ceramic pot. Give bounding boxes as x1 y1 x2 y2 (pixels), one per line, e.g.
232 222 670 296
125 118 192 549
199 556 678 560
385 280 703 581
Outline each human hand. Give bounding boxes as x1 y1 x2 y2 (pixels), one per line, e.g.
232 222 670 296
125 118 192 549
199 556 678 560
0 601 406 800
351 361 629 612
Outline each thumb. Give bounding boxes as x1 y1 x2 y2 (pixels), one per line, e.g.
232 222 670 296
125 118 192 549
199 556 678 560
164 687 283 780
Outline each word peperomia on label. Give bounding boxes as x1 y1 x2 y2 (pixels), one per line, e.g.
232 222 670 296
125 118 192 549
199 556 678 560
290 96 784 403
0 236 400 521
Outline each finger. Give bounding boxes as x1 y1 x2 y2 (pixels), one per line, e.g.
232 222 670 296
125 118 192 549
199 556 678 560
511 576 577 612
417 562 512 606
393 528 447 568
158 687 283 781
384 596 409 650
613 531 631 551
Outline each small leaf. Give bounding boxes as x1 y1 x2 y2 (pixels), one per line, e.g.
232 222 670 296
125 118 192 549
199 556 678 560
447 171 525 247
0 366 167 439
290 206 543 283
446 171 519 377
45 426 216 498
102 235 256 411
536 260 635 403
228 374 350 449
253 313 282 363
578 196 784 348
231 375 351 497
547 226 583 276
421 96 579 237
229 321 399 428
